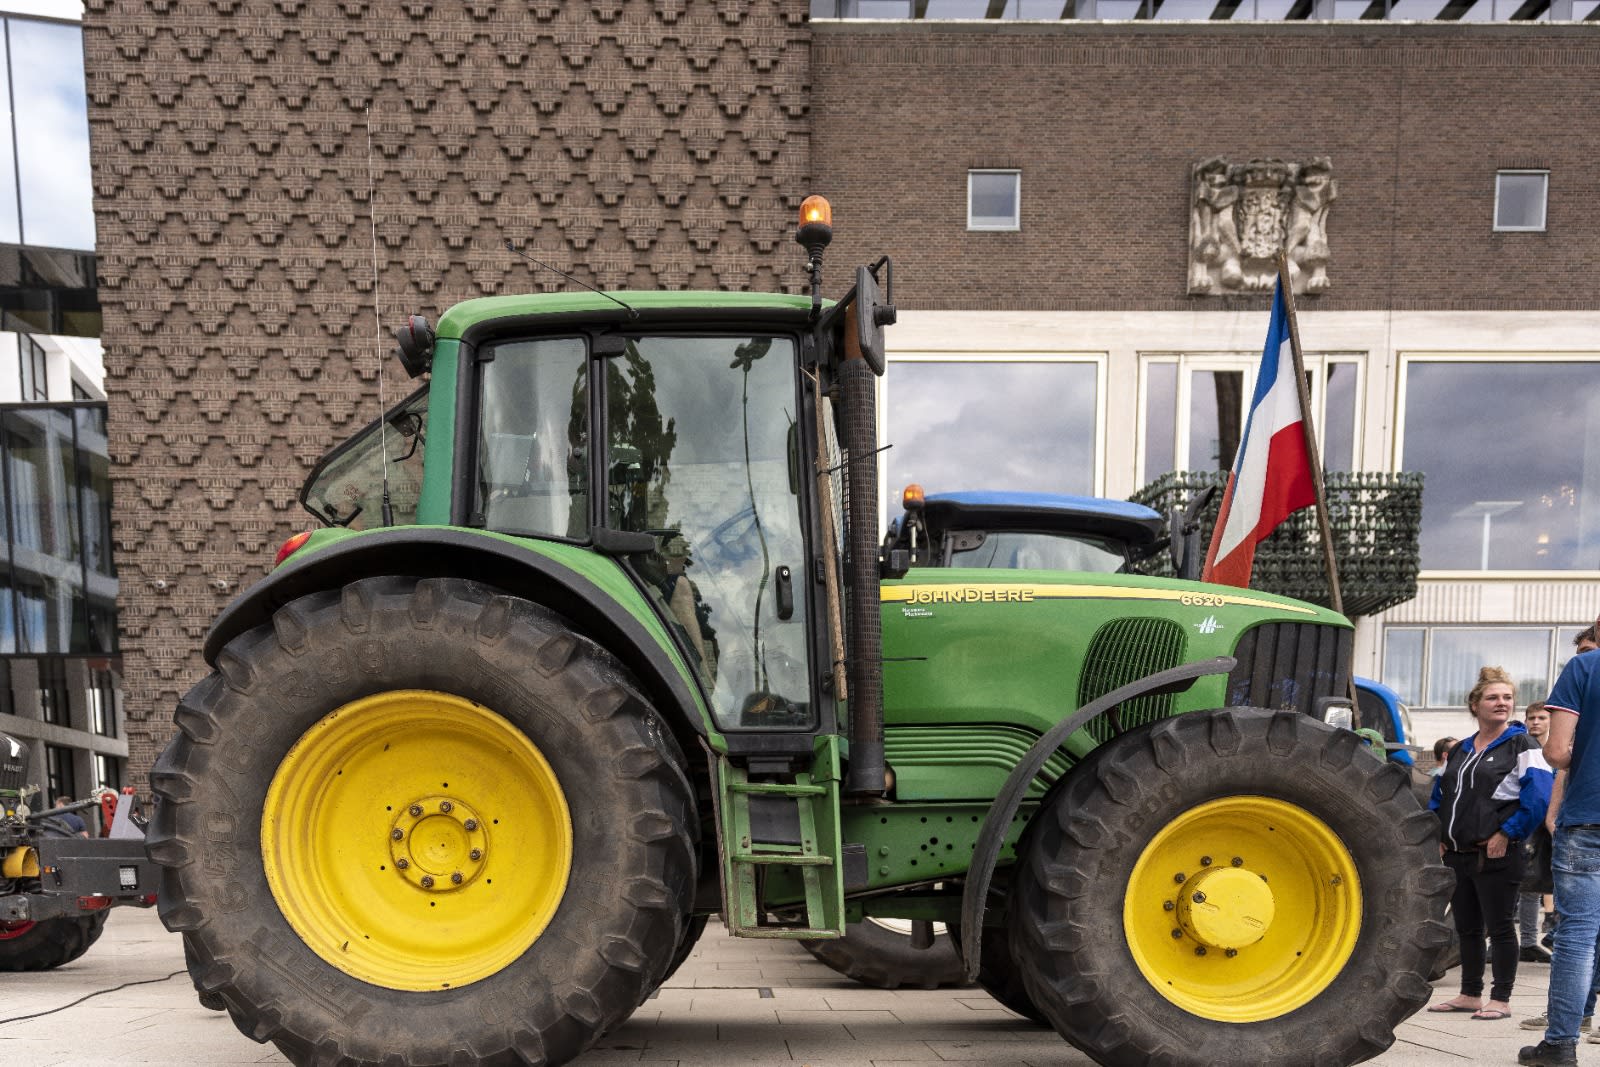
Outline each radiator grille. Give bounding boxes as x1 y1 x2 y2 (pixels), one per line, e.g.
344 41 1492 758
1078 617 1188 743
1226 622 1353 717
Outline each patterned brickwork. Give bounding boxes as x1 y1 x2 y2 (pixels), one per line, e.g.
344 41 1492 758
80 0 812 783
811 22 1600 311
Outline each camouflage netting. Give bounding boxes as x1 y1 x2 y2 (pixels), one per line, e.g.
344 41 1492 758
1131 470 1424 618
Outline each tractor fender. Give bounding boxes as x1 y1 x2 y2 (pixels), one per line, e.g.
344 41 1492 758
958 655 1236 979
202 527 711 741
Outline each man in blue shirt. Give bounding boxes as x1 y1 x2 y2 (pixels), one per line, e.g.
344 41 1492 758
1522 622 1600 1066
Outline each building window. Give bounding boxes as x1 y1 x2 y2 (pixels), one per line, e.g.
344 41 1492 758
1139 354 1361 484
883 356 1103 503
95 753 121 793
1382 625 1581 711
6 17 96 251
1398 357 1600 571
1494 170 1548 232
70 380 91 400
45 744 74 804
88 667 116 737
967 170 1021 231
37 657 68 726
19 333 46 401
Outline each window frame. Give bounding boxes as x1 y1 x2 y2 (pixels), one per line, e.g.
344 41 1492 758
966 169 1021 232
1493 169 1549 233
1381 622 1579 712
1394 351 1600 577
1136 351 1364 482
877 351 1108 524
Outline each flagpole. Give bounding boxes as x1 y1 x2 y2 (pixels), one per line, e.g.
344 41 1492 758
1276 248 1345 618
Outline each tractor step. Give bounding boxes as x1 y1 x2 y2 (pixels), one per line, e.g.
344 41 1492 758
715 737 845 940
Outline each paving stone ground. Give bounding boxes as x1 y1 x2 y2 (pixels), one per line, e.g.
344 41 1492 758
0 907 1567 1065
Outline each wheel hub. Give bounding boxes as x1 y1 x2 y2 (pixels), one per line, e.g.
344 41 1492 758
1177 866 1275 951
389 795 488 891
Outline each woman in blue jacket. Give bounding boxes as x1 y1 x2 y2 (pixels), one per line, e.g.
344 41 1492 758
1429 666 1555 1020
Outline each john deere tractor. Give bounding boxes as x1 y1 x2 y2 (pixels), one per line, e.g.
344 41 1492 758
150 199 1450 1067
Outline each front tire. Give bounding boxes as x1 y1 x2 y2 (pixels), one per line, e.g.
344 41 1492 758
148 576 697 1067
0 913 107 971
1011 707 1452 1066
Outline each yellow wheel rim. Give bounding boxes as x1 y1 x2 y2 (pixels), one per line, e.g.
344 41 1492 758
1123 796 1361 1023
262 690 572 991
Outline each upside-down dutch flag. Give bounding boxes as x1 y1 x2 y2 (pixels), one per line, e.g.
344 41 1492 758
1200 279 1317 588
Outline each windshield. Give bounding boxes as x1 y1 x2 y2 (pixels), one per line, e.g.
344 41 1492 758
947 530 1127 573
301 386 428 529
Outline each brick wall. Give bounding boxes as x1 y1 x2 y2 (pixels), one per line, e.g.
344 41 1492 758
811 22 1600 311
80 0 812 783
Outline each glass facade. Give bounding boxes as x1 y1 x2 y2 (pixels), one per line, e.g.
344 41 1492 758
0 403 116 652
885 359 1100 499
1383 624 1584 711
1401 360 1600 571
3 16 95 252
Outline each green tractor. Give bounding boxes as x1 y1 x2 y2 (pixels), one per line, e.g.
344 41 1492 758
149 201 1450 1067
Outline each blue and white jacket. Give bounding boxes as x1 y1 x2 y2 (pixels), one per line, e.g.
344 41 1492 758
1429 722 1554 852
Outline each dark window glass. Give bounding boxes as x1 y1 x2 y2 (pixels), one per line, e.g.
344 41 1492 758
10 18 95 251
475 341 588 539
37 657 68 725
19 334 47 401
45 743 74 804
1322 362 1357 471
1189 369 1244 472
1142 362 1177 483
301 387 429 531
88 666 116 736
94 752 120 792
886 361 1099 498
70 381 89 401
0 659 10 716
1403 361 1600 570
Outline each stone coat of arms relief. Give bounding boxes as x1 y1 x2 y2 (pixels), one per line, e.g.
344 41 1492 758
1188 157 1337 295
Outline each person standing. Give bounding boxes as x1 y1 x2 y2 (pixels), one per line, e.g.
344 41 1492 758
1430 666 1553 1021
1523 702 1556 962
1521 622 1600 1065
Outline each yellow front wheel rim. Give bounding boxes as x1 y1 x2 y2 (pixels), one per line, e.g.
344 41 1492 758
262 690 573 991
1123 796 1361 1023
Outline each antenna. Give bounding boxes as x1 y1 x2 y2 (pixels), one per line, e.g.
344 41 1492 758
504 239 639 319
367 107 394 527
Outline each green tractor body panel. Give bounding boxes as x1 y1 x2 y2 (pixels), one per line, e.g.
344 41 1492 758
415 339 460 525
435 290 818 339
254 524 723 751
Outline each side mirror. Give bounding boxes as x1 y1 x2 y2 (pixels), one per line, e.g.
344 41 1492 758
393 315 435 378
854 264 895 376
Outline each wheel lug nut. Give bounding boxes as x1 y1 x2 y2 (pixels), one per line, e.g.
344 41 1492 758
409 804 422 817
440 801 453 813
1199 856 1212 867
1231 857 1244 867
1225 948 1238 958
469 848 483 861
1163 900 1175 912
451 871 463 885
395 858 409 870
464 819 478 831
1171 929 1183 939
1192 892 1206 904
1195 946 1207 956
420 875 434 888
391 828 404 840
1173 872 1186 884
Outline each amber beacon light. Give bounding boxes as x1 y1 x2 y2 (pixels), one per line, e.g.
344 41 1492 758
796 195 834 313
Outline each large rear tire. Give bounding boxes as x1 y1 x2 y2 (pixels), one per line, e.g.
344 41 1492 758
148 576 697 1067
800 919 969 990
1011 707 1452 1066
0 913 107 971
